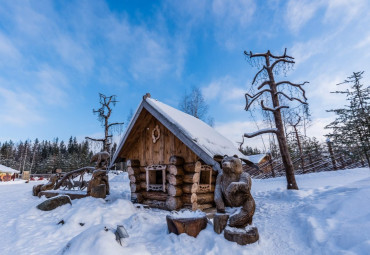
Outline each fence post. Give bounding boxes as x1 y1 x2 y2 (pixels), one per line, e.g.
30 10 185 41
326 139 337 170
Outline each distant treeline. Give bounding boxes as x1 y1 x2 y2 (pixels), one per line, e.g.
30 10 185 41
0 137 96 174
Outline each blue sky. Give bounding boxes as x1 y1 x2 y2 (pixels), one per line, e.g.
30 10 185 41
1 0 370 150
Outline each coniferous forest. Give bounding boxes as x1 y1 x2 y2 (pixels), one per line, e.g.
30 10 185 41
0 137 96 174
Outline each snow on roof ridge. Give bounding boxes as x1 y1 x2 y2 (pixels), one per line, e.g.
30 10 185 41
145 97 247 161
0 164 20 174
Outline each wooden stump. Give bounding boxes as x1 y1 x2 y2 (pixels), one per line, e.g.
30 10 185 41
224 226 259 245
91 184 106 199
166 215 208 237
213 213 229 234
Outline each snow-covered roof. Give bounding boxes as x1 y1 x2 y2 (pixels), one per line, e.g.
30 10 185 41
246 153 270 164
111 96 251 171
0 164 20 174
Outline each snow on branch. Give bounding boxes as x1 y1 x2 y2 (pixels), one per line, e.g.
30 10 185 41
245 89 273 111
261 100 289 112
275 92 308 105
276 81 308 100
244 128 278 138
271 58 295 70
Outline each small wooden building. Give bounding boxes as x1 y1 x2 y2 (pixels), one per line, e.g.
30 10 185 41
0 164 20 182
111 95 252 211
243 153 272 176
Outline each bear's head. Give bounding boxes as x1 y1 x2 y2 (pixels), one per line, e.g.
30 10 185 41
221 156 242 175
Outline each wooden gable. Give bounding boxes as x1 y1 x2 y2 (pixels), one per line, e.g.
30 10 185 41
119 108 199 166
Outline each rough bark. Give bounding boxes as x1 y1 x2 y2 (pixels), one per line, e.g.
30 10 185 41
213 213 229 234
167 185 183 197
168 165 184 176
183 173 200 184
127 159 140 167
142 191 168 201
166 197 183 210
182 183 199 194
183 162 201 173
169 156 185 166
167 174 183 185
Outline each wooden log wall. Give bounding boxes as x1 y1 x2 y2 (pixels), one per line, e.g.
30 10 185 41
126 156 219 211
127 160 143 203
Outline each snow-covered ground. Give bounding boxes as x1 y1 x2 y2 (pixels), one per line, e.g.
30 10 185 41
1 168 369 255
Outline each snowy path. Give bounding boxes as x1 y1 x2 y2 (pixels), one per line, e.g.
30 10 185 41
0 169 369 255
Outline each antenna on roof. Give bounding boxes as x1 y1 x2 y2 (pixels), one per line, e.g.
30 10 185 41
143 93 151 100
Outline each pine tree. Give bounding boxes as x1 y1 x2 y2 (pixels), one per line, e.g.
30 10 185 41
326 71 370 167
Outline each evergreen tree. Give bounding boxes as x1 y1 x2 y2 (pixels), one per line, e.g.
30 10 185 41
326 71 370 166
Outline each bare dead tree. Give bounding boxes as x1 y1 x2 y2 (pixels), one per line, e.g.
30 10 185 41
85 93 124 152
243 49 309 190
287 114 305 172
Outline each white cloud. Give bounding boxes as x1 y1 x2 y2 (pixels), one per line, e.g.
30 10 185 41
36 66 70 106
285 0 322 33
212 0 256 27
324 0 366 24
215 120 273 151
0 87 43 126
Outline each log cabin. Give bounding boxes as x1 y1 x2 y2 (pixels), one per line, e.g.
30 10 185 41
0 164 20 182
110 94 254 211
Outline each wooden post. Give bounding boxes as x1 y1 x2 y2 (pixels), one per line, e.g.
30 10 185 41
327 139 337 170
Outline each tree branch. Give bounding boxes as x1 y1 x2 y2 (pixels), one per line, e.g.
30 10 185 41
269 48 294 59
257 80 271 90
261 100 289 112
252 66 267 85
276 81 308 100
85 137 105 142
244 128 278 138
275 92 308 104
108 122 124 128
245 89 273 111
271 58 295 70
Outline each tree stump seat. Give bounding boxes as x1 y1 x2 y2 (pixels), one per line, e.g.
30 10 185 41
224 226 259 245
166 211 208 237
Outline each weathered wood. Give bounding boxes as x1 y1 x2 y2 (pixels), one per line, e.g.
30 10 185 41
131 192 143 203
167 174 183 185
38 190 88 200
166 215 208 237
197 184 215 193
167 185 183 197
142 191 168 201
224 227 259 245
182 183 199 194
127 159 140 167
138 173 146 181
139 181 147 190
166 197 183 210
129 175 136 184
142 199 167 210
183 173 200 184
127 166 140 176
140 166 147 173
130 183 140 193
182 193 197 204
213 213 229 234
183 161 201 173
194 193 214 204
193 203 213 211
169 156 185 166
168 165 184 176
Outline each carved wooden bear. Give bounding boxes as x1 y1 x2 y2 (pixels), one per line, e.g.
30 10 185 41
214 156 255 228
90 151 110 169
